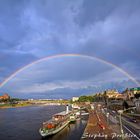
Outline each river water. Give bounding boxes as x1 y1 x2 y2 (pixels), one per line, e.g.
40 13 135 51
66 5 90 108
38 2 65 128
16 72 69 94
0 105 88 140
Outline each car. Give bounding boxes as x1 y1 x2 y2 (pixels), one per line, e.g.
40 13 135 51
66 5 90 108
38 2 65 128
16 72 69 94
98 122 105 130
129 118 137 123
112 111 116 113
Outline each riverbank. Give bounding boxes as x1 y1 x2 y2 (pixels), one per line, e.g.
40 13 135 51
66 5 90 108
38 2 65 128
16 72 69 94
0 103 33 109
0 102 66 109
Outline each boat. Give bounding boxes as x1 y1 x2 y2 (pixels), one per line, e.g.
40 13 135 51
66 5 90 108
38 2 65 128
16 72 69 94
69 113 76 122
80 110 89 116
75 111 80 116
39 105 71 137
81 112 89 116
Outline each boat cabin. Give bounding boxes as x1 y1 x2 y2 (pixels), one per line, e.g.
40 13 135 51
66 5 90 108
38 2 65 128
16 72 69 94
41 105 71 130
52 111 71 121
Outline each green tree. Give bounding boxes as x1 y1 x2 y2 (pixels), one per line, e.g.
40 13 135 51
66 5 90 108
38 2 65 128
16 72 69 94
78 95 94 102
134 93 140 99
103 91 108 105
122 100 129 110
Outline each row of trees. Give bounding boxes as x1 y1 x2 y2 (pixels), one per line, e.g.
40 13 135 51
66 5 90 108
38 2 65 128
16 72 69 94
0 98 25 103
78 95 95 102
73 91 108 103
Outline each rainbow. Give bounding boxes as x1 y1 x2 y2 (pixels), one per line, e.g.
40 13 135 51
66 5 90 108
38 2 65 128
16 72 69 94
0 53 140 88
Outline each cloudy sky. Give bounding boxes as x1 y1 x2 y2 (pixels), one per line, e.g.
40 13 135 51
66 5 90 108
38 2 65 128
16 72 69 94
0 0 140 99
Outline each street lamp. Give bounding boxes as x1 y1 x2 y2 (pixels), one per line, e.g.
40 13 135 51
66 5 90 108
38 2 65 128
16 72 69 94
106 112 109 125
118 110 124 139
118 107 136 140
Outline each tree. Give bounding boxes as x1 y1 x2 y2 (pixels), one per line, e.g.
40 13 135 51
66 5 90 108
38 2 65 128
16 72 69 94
134 93 140 99
103 91 108 106
78 96 94 102
122 100 129 110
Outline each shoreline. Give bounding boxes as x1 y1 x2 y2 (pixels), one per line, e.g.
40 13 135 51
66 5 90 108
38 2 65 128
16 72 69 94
0 103 64 109
0 103 33 109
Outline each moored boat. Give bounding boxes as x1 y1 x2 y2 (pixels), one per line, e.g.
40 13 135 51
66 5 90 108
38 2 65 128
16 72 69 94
69 113 76 122
39 105 71 137
80 110 89 116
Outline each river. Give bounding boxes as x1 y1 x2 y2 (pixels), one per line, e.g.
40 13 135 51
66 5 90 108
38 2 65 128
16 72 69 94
0 105 88 140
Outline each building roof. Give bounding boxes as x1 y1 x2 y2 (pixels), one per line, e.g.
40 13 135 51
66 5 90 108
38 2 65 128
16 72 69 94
130 87 140 91
54 111 71 116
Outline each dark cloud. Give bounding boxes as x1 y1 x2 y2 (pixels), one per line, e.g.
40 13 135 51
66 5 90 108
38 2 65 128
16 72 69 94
75 0 140 27
0 51 37 79
0 0 27 47
0 0 140 98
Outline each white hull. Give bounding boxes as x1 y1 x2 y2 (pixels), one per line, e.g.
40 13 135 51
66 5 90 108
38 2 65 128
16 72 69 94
81 112 89 116
39 121 70 137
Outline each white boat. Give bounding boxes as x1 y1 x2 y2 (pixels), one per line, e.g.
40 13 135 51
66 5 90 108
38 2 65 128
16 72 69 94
80 111 89 116
39 118 70 137
39 105 71 137
69 114 76 122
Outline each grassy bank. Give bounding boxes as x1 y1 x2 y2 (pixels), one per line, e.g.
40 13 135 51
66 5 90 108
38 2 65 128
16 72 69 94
0 102 32 109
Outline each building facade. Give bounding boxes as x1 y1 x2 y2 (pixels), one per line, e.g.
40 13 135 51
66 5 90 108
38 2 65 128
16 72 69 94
72 97 79 102
130 87 140 94
134 99 140 113
0 93 10 100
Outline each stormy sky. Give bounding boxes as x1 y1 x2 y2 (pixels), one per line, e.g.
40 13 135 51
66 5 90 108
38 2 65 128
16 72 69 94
0 0 140 99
